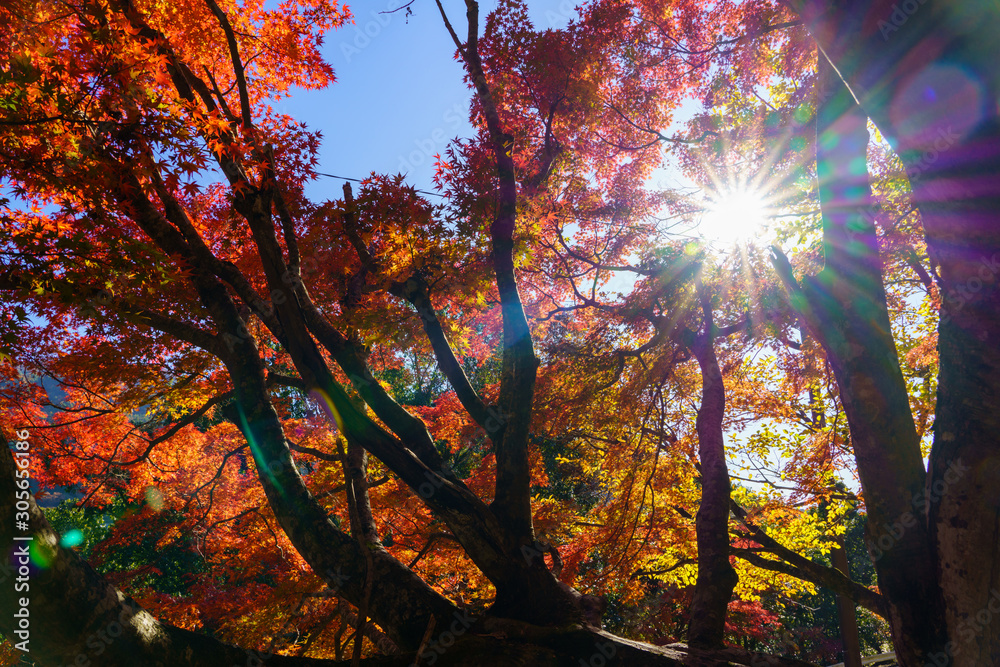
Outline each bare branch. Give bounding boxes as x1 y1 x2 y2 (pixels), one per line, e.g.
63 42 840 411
203 0 253 129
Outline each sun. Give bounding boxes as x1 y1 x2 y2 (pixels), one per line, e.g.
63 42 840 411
697 186 770 246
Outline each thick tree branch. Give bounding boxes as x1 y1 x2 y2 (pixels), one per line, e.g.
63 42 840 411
453 0 538 545
390 273 496 436
730 501 887 618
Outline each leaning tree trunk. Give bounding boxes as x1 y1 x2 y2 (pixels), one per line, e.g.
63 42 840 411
773 54 947 664
789 1 1000 664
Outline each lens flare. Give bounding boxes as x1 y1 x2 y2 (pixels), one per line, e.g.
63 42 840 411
699 186 770 245
59 529 85 548
145 486 165 511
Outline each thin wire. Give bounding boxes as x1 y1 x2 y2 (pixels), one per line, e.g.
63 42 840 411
314 172 446 198
313 172 691 231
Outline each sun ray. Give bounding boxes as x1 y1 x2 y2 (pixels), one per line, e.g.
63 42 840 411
698 184 771 246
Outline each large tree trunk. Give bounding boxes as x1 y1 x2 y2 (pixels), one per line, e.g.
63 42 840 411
789 1 1000 663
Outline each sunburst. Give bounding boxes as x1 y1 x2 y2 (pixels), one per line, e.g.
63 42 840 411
698 184 771 246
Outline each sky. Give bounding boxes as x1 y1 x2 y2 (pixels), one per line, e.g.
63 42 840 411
276 0 585 201
272 0 750 248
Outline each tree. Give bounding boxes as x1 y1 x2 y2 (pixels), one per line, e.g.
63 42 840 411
0 0 821 663
1 0 993 664
773 1 1000 664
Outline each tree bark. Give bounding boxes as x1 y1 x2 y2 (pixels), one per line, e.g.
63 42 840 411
686 287 739 648
831 542 863 667
788 1 1000 664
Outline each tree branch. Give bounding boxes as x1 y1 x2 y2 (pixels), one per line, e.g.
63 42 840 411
203 0 253 129
730 500 887 618
390 274 496 436
454 0 537 542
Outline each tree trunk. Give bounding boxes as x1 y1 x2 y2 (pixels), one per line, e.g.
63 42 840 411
789 1 1000 663
687 290 739 648
832 542 863 667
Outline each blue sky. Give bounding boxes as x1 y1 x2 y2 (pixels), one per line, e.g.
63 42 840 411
273 0 717 247
276 0 602 201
